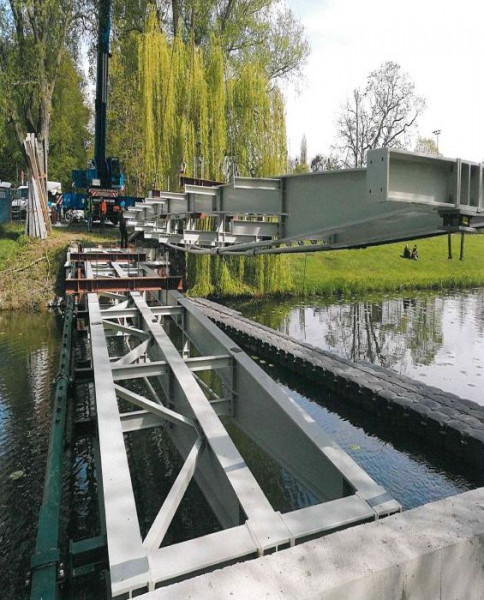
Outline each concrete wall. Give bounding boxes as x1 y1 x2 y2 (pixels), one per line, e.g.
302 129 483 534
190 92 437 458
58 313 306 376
142 487 484 600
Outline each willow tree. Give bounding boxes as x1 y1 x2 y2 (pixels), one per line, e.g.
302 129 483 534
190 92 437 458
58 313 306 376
228 62 286 177
107 34 145 195
204 34 226 181
111 0 309 84
110 6 295 296
138 8 175 188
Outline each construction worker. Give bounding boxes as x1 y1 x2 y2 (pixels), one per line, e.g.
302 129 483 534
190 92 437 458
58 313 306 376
85 196 94 232
119 201 128 248
100 199 107 232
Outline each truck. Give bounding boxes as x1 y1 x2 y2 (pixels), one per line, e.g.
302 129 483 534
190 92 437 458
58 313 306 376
11 181 62 220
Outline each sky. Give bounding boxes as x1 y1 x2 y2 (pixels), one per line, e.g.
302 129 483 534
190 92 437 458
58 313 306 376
284 0 484 163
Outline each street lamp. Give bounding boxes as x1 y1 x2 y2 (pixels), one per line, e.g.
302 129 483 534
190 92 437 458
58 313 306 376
432 129 441 153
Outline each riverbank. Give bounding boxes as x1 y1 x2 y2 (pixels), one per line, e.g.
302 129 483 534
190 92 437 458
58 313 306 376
0 223 118 310
288 233 484 296
1 225 484 310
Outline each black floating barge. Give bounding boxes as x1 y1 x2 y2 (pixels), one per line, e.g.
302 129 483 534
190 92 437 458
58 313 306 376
191 298 484 475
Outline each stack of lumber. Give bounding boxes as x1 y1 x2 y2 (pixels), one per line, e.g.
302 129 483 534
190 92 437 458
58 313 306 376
23 133 51 239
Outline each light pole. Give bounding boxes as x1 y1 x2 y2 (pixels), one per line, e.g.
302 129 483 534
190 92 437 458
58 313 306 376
432 129 441 153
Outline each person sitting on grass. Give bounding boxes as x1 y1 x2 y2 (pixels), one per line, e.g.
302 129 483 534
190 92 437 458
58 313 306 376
411 244 418 260
402 243 411 259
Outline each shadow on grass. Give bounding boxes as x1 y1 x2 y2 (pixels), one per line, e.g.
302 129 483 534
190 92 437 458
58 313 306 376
0 224 24 241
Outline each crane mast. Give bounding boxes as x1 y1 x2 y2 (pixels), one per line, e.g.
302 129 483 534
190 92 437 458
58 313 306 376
94 0 111 186
72 0 123 197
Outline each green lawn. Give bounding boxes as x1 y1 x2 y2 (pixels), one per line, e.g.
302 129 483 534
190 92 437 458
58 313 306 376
1 223 484 308
288 233 484 296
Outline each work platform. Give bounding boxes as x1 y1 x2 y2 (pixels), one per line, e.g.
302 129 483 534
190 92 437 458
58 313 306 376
125 148 484 255
64 247 181 294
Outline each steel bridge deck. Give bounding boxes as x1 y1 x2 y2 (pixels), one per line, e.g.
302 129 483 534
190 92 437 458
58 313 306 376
32 248 400 599
124 148 484 255
90 290 400 596
64 247 400 597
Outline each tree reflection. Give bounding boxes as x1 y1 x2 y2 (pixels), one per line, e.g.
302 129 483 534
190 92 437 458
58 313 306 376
324 296 443 369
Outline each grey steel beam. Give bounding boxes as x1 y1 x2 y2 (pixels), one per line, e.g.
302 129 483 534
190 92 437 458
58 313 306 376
143 438 202 553
102 319 150 341
112 361 169 380
84 260 94 279
114 383 195 428
98 291 128 302
111 355 232 381
148 525 258 584
111 339 150 366
120 410 164 433
88 294 150 597
100 305 183 319
184 354 232 371
111 262 127 278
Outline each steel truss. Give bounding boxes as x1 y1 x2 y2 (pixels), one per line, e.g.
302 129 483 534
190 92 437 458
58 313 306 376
125 148 484 255
65 248 181 294
88 290 400 597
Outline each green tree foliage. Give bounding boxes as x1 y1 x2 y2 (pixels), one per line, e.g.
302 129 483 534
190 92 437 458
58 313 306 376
228 61 286 177
107 34 144 195
112 0 309 83
131 8 288 187
48 54 91 188
0 0 91 155
414 137 441 156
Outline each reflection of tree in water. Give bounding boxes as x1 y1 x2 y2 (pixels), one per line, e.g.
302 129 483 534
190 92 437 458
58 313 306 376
227 298 296 333
230 291 484 373
473 290 484 337
324 296 444 369
453 290 484 337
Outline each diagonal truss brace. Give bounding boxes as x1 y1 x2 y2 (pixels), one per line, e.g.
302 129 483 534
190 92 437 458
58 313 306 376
143 438 202 553
88 290 401 597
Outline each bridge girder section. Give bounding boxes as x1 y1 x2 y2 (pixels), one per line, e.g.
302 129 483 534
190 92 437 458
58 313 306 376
125 148 484 254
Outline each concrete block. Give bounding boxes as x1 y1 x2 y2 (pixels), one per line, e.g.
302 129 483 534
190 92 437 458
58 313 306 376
441 537 484 600
141 488 484 600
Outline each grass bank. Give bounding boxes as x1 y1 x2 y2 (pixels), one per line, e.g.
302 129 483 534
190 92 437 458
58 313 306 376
287 234 484 296
0 223 118 311
1 224 483 310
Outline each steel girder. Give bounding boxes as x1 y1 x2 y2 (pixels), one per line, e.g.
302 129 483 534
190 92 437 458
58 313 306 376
125 148 484 254
88 291 400 597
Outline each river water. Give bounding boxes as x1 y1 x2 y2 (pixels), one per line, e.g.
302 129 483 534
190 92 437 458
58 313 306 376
0 311 61 598
227 288 484 407
0 289 482 597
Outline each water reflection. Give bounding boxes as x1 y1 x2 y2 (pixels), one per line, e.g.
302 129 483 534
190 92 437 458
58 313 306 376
228 289 484 406
0 311 61 599
253 363 475 510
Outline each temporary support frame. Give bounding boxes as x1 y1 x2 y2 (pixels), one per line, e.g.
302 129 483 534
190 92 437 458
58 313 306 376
88 291 400 597
65 248 181 295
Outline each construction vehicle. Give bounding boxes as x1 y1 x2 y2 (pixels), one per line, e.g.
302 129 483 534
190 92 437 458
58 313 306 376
71 0 135 224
